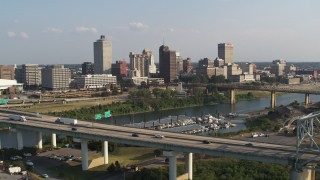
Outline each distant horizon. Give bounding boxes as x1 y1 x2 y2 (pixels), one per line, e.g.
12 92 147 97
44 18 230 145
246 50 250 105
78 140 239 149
10 61 320 67
1 1 320 65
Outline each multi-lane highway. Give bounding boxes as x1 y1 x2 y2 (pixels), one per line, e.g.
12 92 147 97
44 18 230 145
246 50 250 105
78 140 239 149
0 113 319 167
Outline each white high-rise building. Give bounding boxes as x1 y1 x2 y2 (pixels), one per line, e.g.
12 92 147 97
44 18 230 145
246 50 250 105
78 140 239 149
94 35 112 74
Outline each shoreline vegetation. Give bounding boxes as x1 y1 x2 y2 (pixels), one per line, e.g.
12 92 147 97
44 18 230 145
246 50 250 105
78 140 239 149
47 89 274 120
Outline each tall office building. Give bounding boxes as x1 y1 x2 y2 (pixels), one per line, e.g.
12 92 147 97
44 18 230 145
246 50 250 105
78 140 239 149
0 65 15 80
218 43 234 64
143 49 157 74
15 64 41 87
129 49 156 77
270 59 286 76
41 65 71 90
176 52 183 75
214 57 225 67
82 62 94 75
198 58 214 67
239 63 254 74
183 58 193 73
159 45 177 83
94 35 112 74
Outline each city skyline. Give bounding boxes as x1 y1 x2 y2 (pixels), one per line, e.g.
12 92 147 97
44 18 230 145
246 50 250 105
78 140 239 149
1 0 320 65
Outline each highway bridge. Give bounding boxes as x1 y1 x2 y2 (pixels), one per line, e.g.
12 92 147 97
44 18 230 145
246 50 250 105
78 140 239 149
0 112 319 180
174 83 320 108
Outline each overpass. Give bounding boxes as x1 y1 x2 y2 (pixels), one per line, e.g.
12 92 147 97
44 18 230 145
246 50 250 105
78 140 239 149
0 113 319 180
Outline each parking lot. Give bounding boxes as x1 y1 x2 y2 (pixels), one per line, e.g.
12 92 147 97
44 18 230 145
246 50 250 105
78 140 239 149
0 170 25 180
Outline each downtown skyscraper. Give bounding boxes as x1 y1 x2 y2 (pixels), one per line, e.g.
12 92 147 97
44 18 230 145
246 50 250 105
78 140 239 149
218 43 234 64
94 35 112 74
159 45 177 83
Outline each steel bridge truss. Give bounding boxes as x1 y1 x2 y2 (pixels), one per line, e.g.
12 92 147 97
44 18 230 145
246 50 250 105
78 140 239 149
295 111 320 170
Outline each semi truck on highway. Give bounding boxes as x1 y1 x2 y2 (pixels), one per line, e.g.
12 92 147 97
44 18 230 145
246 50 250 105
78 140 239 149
55 118 77 125
9 115 27 122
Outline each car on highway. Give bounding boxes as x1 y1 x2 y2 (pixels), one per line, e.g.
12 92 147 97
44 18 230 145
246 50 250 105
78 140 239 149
132 133 139 137
154 134 165 138
71 127 77 131
41 174 49 178
202 140 210 144
245 143 253 147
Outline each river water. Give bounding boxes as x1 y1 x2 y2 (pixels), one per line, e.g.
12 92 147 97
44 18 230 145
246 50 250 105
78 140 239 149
1 93 319 148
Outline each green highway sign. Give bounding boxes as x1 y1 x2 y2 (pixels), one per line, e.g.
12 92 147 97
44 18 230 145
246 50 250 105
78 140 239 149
95 114 102 120
0 99 9 105
104 110 111 118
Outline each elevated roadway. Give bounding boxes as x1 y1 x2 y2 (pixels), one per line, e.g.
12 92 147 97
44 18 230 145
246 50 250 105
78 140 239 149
0 114 318 179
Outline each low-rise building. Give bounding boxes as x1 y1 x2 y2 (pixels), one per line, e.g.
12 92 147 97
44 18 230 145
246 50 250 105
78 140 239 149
230 74 255 83
75 74 117 89
285 78 300 84
0 79 23 95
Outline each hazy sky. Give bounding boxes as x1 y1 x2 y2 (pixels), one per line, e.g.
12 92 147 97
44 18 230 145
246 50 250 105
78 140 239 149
1 0 320 65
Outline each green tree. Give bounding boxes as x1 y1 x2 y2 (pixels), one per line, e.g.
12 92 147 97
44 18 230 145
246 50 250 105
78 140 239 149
152 88 162 99
209 75 226 84
107 163 116 172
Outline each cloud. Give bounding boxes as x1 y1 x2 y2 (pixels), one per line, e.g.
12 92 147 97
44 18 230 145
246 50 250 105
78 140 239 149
166 28 176 33
20 32 29 39
129 22 150 31
75 26 97 33
162 28 200 34
44 27 63 33
7 32 16 37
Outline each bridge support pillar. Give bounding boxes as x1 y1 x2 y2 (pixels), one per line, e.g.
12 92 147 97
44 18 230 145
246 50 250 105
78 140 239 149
290 167 315 180
81 139 88 171
17 130 23 150
271 90 276 109
185 152 193 180
37 131 42 150
103 141 108 164
51 133 56 148
305 93 310 105
164 151 177 180
230 89 236 105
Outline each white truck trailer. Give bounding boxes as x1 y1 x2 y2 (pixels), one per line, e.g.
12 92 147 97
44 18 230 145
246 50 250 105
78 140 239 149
8 166 21 175
8 115 27 122
55 118 77 125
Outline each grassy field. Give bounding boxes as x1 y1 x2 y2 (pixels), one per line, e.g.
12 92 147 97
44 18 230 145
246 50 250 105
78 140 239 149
48 146 155 180
15 98 125 113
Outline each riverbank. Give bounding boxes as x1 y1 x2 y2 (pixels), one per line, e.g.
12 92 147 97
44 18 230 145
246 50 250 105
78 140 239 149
0 127 9 131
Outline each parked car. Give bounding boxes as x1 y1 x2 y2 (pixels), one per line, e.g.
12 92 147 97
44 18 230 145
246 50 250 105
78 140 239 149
25 160 34 166
71 127 77 131
23 152 32 157
245 143 253 147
